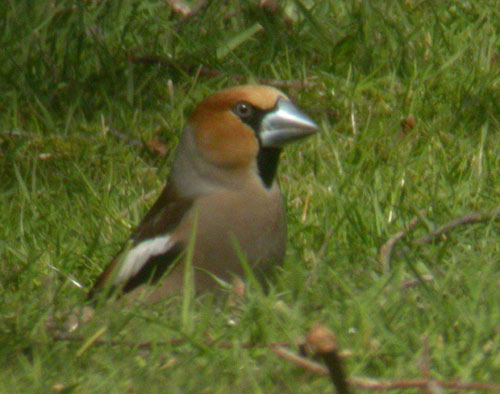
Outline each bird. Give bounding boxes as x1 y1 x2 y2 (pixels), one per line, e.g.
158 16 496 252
88 85 318 303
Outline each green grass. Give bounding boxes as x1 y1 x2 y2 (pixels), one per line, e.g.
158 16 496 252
2 0 500 392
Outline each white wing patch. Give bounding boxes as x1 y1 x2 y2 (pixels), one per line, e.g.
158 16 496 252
114 235 174 285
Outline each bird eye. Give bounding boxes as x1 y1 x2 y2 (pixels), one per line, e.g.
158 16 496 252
234 102 253 119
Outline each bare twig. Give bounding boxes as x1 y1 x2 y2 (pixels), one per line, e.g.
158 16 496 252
412 207 500 245
272 343 329 376
305 325 350 394
379 215 420 268
349 378 500 391
273 342 500 391
379 207 500 268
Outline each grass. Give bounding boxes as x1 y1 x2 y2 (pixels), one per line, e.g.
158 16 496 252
1 0 500 392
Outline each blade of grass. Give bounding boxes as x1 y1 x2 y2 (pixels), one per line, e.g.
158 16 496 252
181 209 197 334
216 23 263 60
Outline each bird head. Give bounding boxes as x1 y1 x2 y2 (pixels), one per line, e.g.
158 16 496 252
186 85 318 188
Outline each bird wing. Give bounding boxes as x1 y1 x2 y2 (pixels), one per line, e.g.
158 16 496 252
88 185 193 299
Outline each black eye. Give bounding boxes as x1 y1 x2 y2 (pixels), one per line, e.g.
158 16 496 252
234 102 254 119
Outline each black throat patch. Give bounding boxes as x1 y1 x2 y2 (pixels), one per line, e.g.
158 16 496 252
233 102 281 189
257 147 281 188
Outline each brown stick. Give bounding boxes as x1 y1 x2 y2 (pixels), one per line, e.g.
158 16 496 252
272 343 500 391
305 325 351 394
350 378 500 391
271 344 329 376
379 215 420 268
412 207 500 245
379 207 500 268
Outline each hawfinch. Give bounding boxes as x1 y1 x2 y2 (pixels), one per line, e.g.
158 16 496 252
89 85 318 303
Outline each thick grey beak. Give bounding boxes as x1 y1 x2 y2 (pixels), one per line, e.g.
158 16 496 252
260 97 319 148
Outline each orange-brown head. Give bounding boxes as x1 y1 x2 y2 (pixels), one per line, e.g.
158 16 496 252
186 85 318 187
